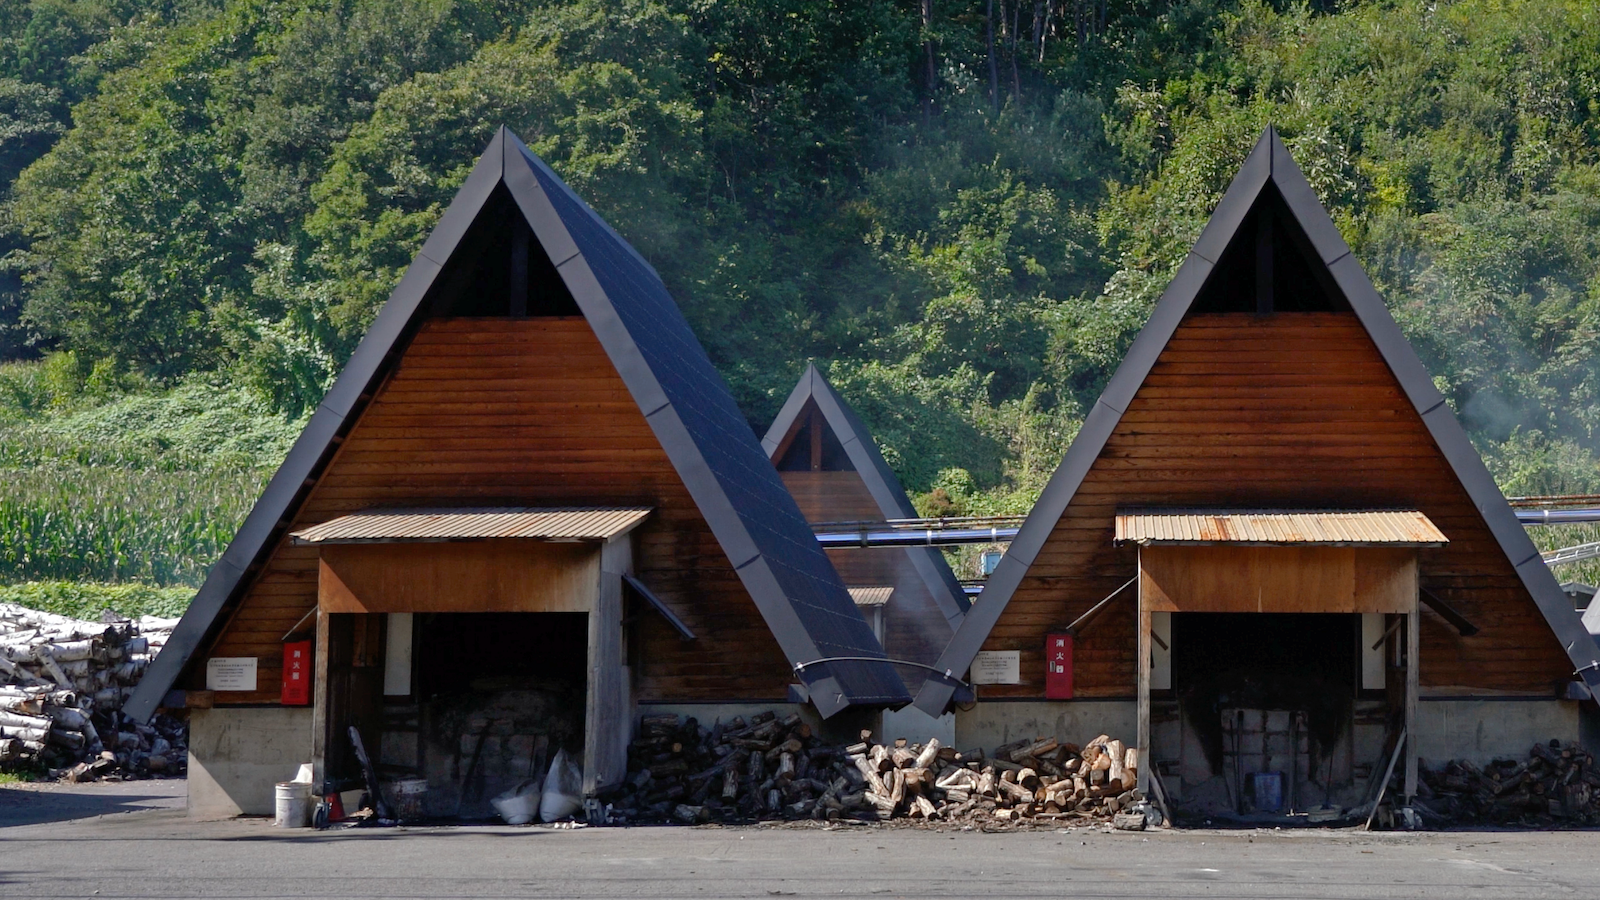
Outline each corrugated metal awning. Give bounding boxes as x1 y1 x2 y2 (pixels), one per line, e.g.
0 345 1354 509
1114 509 1447 547
848 586 895 607
291 507 652 544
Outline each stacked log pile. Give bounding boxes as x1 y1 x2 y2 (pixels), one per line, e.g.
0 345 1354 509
923 733 1148 826
601 711 1149 828
1418 740 1600 825
0 604 183 778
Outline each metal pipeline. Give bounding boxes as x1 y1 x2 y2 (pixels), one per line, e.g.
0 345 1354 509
1516 508 1600 525
1543 540 1600 567
813 526 1020 548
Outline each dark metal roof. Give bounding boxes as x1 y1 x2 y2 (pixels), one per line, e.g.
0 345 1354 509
290 507 653 544
125 128 907 722
762 363 970 627
914 127 1600 715
1114 509 1447 547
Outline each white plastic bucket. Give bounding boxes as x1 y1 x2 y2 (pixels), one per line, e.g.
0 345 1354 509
274 781 312 828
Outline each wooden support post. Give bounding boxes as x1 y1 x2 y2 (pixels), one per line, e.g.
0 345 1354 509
809 407 823 471
311 607 330 793
1136 552 1151 793
1404 602 1419 802
1255 203 1274 315
585 537 632 797
509 224 529 316
1255 205 1274 315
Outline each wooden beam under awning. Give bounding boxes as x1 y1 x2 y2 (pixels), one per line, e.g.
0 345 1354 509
1138 545 1418 614
1420 588 1480 637
318 541 600 613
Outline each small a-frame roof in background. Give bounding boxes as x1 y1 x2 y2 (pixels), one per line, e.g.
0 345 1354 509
914 127 1600 715
126 128 908 722
762 363 970 626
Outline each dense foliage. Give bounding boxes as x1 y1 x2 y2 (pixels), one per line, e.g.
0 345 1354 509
0 579 194 619
2 0 1599 587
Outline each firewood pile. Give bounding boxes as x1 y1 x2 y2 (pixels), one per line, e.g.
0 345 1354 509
0 603 184 779
600 711 1152 828
1417 740 1600 825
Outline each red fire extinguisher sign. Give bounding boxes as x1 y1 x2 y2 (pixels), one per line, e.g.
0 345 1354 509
1045 633 1073 699
282 640 312 705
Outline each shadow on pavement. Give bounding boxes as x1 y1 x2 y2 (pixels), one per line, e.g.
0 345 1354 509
0 780 185 828
212 826 561 842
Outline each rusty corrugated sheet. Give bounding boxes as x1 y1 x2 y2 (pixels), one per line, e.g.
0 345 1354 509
290 507 653 544
847 586 895 607
1113 509 1447 546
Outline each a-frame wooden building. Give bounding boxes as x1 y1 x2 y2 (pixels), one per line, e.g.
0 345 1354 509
126 129 906 818
762 363 969 669
915 129 1600 815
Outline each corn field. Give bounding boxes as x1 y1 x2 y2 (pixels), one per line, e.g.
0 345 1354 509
0 465 268 586
0 367 296 590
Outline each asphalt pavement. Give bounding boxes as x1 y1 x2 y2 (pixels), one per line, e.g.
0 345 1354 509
2 780 1598 899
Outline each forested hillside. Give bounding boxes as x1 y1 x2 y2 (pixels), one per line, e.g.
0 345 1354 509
3 0 1599 591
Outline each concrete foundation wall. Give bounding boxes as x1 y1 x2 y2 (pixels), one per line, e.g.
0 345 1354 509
1415 699 1578 764
955 700 1138 754
880 706 955 748
187 707 315 818
636 702 880 745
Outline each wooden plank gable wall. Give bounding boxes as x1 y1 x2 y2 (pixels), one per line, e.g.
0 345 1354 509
982 311 1572 698
193 317 793 704
782 470 949 666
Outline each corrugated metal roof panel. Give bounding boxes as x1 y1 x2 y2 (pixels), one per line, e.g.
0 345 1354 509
847 586 895 607
291 507 652 544
1114 509 1447 546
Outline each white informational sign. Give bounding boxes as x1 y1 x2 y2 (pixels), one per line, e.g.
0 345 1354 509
206 657 258 692
970 650 1021 685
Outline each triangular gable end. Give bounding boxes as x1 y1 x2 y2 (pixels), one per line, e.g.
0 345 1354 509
914 127 1600 715
762 363 970 627
127 128 907 723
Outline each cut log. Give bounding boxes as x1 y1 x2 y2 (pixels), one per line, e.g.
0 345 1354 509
0 709 50 731
869 744 893 772
1 724 47 743
975 769 996 797
1022 737 1059 758
853 754 887 796
996 778 1032 803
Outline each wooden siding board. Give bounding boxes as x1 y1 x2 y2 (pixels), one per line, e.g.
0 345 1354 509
974 313 1572 697
781 471 952 666
197 318 789 705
